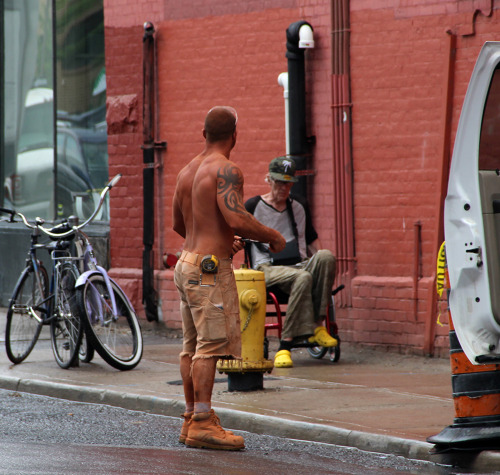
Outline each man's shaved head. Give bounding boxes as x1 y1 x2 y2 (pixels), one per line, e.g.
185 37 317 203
204 106 238 143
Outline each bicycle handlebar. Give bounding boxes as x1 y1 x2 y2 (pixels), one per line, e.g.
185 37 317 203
0 207 16 222
0 174 122 238
69 173 122 233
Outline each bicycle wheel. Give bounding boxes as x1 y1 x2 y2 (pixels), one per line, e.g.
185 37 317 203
5 264 48 364
50 263 83 369
79 331 95 363
77 274 143 370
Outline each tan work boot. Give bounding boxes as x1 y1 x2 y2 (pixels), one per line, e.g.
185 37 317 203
185 409 245 450
180 411 234 443
179 412 193 444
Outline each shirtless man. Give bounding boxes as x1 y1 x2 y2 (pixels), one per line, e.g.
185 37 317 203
172 106 285 450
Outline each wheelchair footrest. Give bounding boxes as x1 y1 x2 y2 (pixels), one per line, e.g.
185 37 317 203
290 335 341 349
291 342 316 349
290 336 315 349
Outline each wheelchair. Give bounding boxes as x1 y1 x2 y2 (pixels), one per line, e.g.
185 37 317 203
243 243 343 363
264 283 344 363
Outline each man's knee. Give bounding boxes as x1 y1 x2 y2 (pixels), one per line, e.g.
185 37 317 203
293 270 313 290
315 249 336 272
316 249 335 262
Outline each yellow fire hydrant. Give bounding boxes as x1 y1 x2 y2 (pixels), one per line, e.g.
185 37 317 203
217 267 273 391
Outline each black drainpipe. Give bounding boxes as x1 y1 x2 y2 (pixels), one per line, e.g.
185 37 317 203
141 22 163 322
286 20 314 198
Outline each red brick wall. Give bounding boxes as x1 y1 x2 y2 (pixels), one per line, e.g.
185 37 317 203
103 0 500 355
103 2 308 324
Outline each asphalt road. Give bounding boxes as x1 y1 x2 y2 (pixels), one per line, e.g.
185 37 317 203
0 389 462 475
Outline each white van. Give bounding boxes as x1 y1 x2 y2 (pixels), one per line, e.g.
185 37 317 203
445 42 500 364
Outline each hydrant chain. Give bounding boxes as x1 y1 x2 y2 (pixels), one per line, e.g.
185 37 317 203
241 305 254 332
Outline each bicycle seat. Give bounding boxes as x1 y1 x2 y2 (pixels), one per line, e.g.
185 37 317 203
43 240 72 251
48 222 75 241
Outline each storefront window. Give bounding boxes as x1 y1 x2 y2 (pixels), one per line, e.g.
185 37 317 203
3 0 54 217
2 0 108 221
55 0 108 220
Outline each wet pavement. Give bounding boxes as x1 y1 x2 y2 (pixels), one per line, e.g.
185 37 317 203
1 308 500 472
0 391 440 475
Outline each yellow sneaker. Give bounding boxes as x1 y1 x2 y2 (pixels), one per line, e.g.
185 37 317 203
274 349 293 368
308 326 338 347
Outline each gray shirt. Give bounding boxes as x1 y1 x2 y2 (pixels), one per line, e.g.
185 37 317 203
247 197 308 267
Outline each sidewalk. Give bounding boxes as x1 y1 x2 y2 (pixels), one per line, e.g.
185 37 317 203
1 309 500 471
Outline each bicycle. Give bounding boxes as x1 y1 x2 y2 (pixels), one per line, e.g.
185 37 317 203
1 209 83 369
2 174 143 371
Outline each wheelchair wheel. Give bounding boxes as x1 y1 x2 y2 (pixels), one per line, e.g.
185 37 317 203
307 288 343 362
307 345 328 359
307 337 341 362
329 343 341 363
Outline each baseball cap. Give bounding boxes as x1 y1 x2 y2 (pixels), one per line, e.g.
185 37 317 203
268 157 298 183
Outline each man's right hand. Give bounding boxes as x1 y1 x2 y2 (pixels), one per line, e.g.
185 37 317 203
269 232 286 253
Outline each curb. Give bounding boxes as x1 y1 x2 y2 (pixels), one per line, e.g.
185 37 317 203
0 375 431 461
2 375 500 471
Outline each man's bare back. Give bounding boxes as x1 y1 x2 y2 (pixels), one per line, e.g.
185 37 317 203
173 109 284 258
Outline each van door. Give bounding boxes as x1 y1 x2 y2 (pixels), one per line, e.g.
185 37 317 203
445 41 500 364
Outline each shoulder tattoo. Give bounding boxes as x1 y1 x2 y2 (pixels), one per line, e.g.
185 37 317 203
217 164 246 214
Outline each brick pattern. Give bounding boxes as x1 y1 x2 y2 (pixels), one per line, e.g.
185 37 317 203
336 276 435 354
103 0 297 25
156 9 305 254
103 0 500 355
104 24 144 270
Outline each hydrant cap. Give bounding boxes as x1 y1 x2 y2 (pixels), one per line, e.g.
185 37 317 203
240 289 260 309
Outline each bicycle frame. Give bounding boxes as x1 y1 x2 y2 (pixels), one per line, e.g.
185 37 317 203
74 246 118 323
21 228 57 325
2 174 123 325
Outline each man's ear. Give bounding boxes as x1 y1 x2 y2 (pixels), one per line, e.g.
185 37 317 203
202 128 207 139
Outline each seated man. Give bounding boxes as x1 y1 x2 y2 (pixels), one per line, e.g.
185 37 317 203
244 156 338 368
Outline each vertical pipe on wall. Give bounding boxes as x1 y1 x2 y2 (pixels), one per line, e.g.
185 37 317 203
142 21 158 322
413 221 422 320
278 72 290 155
424 32 457 355
286 21 309 157
153 22 165 283
331 0 354 307
286 20 314 198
